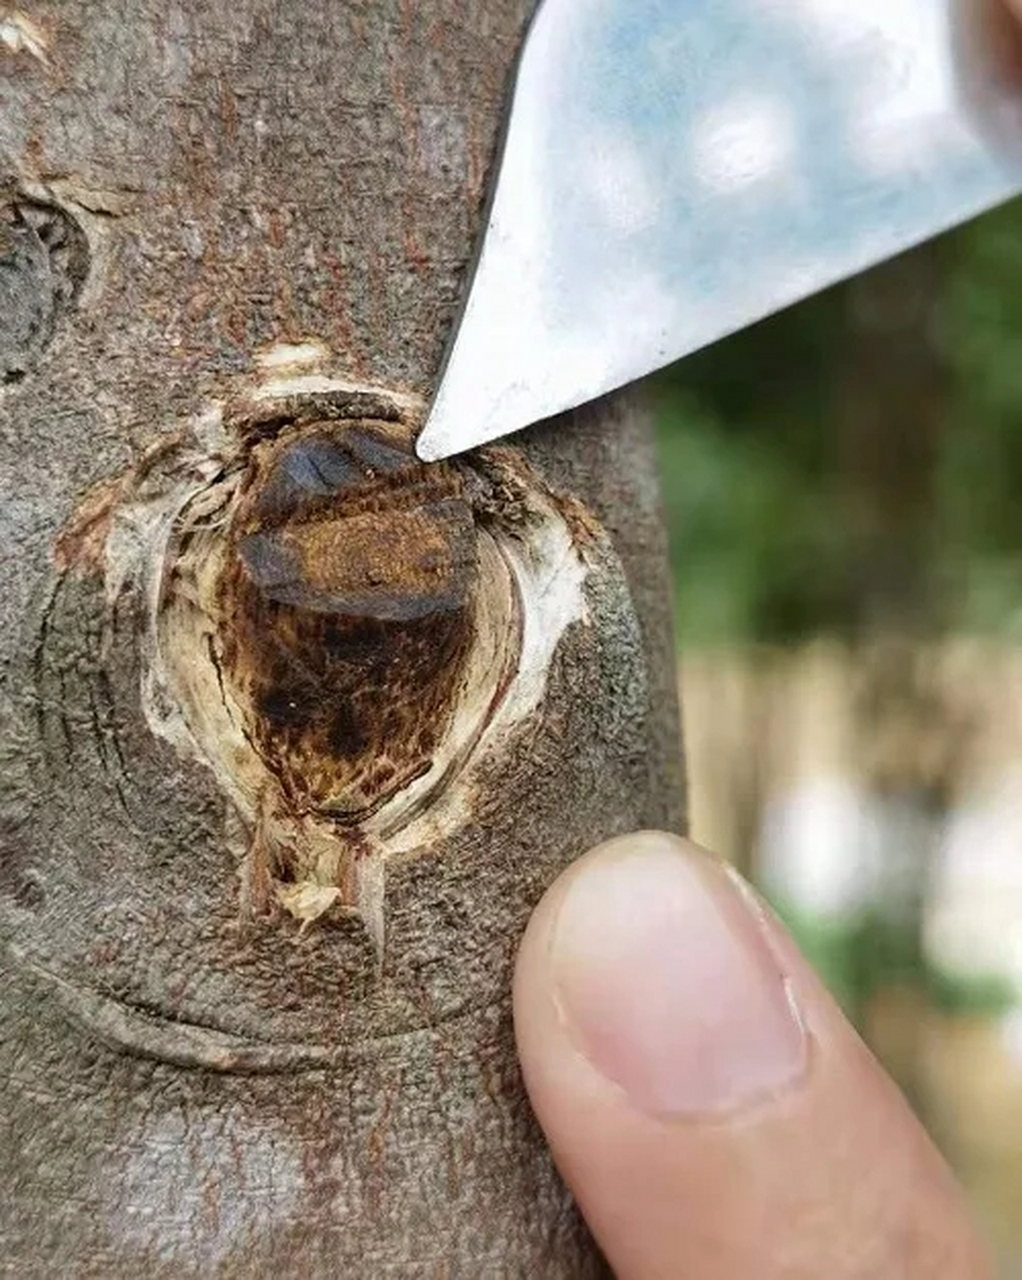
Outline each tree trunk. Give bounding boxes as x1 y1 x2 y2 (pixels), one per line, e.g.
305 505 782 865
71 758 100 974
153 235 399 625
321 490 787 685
0 3 684 1274
833 246 952 1111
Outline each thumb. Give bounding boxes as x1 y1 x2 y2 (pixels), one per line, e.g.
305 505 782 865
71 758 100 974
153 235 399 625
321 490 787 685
513 832 993 1279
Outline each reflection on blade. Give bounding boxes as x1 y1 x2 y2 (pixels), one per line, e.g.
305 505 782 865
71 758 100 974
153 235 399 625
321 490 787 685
417 0 1022 461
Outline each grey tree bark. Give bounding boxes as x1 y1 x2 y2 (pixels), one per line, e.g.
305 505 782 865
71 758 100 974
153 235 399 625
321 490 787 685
0 3 684 1275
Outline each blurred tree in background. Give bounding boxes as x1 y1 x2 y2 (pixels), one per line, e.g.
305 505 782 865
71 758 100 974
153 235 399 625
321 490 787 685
655 201 1022 649
654 202 1022 1112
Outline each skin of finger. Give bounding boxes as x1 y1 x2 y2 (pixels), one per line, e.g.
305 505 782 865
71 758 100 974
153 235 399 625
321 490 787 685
513 834 994 1280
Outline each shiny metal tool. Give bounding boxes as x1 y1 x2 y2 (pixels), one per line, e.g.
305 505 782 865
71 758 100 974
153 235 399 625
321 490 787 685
416 0 1022 461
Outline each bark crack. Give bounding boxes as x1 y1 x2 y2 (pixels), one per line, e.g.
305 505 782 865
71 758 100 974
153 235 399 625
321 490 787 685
17 949 509 1076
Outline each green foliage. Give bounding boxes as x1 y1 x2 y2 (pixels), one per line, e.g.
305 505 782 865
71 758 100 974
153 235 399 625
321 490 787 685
655 379 853 644
655 200 1022 644
925 967 1018 1019
936 202 1022 636
768 894 1019 1022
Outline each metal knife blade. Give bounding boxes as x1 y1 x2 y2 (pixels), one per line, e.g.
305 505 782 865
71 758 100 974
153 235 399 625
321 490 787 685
416 0 1022 462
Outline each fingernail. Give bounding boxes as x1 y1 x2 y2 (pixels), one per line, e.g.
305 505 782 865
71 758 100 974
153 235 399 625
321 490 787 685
549 834 807 1117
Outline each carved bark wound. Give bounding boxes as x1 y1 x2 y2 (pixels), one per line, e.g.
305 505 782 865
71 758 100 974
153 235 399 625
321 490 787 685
226 425 476 822
215 415 490 925
151 386 586 939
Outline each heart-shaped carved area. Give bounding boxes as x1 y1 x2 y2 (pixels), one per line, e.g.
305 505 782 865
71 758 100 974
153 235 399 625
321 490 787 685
150 406 590 934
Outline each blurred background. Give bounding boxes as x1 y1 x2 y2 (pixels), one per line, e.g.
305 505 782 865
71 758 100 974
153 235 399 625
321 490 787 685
654 200 1022 1273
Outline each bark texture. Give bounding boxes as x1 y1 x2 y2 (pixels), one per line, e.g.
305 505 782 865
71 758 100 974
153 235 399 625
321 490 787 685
0 3 684 1274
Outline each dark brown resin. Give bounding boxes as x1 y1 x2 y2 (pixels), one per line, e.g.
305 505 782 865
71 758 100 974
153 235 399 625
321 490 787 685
219 423 478 824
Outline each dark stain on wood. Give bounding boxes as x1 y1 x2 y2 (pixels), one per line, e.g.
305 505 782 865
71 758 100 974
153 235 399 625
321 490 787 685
219 422 478 824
